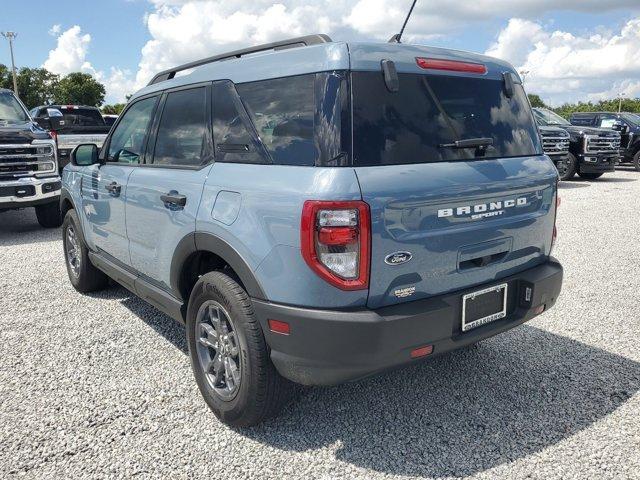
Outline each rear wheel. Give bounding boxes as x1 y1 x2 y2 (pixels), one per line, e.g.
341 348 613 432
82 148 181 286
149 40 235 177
633 151 640 172
63 209 109 293
187 271 293 427
556 153 577 181
577 172 603 180
35 201 62 228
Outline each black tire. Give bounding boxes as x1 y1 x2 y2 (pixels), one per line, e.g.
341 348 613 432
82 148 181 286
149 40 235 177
35 201 62 228
62 209 109 293
187 271 293 427
556 153 577 181
634 151 640 172
577 172 603 180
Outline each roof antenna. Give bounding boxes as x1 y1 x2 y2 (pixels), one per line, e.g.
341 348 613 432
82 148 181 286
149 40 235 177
388 0 418 43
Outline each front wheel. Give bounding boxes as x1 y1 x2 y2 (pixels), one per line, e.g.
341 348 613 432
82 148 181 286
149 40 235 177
35 201 62 228
633 151 640 172
187 271 293 427
556 153 577 181
577 172 604 180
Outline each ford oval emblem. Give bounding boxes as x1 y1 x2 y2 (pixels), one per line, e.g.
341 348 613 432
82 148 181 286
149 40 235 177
385 251 412 266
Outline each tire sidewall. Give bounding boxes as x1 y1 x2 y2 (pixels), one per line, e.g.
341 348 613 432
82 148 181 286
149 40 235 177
558 153 577 181
186 272 260 423
62 210 87 289
634 150 640 171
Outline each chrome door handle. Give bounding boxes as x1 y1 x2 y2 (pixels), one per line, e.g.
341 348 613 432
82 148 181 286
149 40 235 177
105 181 121 196
161 190 187 209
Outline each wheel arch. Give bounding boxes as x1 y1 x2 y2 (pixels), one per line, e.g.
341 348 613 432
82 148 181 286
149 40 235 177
60 189 76 218
170 232 267 305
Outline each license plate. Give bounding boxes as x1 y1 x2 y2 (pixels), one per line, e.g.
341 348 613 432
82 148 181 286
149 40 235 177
461 283 508 332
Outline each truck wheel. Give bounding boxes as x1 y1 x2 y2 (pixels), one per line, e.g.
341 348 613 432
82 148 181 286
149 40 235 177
62 209 109 293
35 201 62 228
187 271 293 427
577 172 603 180
634 151 640 172
556 153 577 181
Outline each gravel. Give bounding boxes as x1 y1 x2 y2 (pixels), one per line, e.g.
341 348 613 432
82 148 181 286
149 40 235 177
1 168 639 479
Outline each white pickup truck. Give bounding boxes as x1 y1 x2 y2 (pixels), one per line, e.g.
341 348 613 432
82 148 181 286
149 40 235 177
29 105 111 171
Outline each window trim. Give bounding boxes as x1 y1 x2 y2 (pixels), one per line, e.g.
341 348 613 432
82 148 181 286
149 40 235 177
101 93 160 165
143 81 214 171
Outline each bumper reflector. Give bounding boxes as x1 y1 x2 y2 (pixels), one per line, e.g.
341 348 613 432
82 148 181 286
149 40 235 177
410 345 433 359
268 319 290 335
533 305 545 315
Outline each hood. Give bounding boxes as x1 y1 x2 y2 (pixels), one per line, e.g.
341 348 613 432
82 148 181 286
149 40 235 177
538 126 569 137
0 121 51 144
561 125 620 137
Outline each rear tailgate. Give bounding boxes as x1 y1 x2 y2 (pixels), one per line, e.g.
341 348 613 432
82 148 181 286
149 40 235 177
357 159 557 308
348 44 557 309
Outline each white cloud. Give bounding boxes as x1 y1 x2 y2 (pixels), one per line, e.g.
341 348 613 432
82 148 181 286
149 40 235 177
48 24 61 37
485 18 640 106
42 26 136 103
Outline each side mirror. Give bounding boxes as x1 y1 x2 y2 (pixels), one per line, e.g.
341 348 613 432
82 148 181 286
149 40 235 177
612 122 629 134
34 116 52 130
71 144 100 167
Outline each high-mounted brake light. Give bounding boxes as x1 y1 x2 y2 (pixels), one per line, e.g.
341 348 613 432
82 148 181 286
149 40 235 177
416 57 487 75
301 200 370 290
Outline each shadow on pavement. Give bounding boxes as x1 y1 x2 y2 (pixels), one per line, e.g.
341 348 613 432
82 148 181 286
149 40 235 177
0 209 60 246
115 293 640 478
558 182 589 189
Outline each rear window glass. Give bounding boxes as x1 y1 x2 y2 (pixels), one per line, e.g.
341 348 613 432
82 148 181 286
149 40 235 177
237 75 316 166
352 72 541 166
57 107 106 126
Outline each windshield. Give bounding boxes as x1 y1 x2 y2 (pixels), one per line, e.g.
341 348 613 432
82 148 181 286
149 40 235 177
532 108 570 126
0 91 29 124
352 72 541 166
621 113 640 127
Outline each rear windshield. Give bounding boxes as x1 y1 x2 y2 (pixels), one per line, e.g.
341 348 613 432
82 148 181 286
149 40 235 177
352 72 541 166
57 107 106 127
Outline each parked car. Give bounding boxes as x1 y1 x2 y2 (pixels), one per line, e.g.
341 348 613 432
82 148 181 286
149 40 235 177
570 111 640 171
102 114 118 127
60 35 563 426
532 107 620 180
30 105 111 171
535 124 571 180
0 88 62 227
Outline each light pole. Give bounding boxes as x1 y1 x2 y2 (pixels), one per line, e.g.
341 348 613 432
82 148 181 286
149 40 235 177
519 70 530 86
618 92 626 113
1 31 18 95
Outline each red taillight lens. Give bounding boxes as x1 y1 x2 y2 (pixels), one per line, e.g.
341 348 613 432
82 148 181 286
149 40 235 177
301 200 370 290
551 193 560 254
49 130 58 144
268 319 290 335
416 57 487 74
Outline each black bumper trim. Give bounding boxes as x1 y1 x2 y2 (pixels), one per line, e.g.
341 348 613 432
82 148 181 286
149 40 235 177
253 259 563 386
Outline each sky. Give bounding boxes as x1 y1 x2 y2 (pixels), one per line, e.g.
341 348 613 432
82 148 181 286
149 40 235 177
1 0 639 106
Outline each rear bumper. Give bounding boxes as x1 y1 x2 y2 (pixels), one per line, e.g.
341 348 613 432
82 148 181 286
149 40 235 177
577 153 617 173
254 258 563 386
0 176 61 210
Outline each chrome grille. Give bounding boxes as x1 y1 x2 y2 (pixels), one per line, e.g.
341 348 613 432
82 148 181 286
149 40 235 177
541 136 570 155
0 143 57 179
584 135 621 154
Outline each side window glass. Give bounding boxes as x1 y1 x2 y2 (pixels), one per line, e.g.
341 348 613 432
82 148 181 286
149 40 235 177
237 75 316 166
599 116 616 129
153 87 208 167
212 81 267 164
107 97 156 164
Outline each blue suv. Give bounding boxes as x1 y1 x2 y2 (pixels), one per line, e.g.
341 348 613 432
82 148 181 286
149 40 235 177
61 35 563 426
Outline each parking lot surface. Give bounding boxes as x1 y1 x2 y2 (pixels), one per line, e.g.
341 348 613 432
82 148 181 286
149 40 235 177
1 169 639 479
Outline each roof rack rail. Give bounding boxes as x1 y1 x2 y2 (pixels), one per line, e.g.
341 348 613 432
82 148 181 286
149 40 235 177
147 34 333 86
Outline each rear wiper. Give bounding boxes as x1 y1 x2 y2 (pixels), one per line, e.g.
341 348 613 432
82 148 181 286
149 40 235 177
439 137 493 149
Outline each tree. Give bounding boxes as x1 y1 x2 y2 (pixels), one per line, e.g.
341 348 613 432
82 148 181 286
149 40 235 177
101 103 126 115
527 94 547 108
53 72 105 107
15 67 59 108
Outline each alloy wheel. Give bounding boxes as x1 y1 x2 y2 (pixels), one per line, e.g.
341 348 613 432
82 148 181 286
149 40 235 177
65 225 81 278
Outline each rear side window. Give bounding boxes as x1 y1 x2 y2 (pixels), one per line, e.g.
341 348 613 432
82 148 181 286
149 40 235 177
59 107 105 126
351 72 541 166
212 81 267 165
237 75 316 166
153 87 208 167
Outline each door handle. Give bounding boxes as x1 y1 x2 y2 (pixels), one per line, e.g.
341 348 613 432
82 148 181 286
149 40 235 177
161 190 187 209
105 181 121 196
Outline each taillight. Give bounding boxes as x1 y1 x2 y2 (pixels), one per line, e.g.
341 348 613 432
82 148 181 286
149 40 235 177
416 57 487 74
49 130 58 145
551 193 560 254
301 200 370 290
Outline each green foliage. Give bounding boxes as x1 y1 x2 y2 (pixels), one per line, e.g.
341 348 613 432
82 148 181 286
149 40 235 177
527 94 547 108
552 98 640 119
15 68 59 109
101 103 126 115
53 72 105 107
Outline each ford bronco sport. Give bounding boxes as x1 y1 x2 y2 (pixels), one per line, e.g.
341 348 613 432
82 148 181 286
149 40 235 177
60 35 563 426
